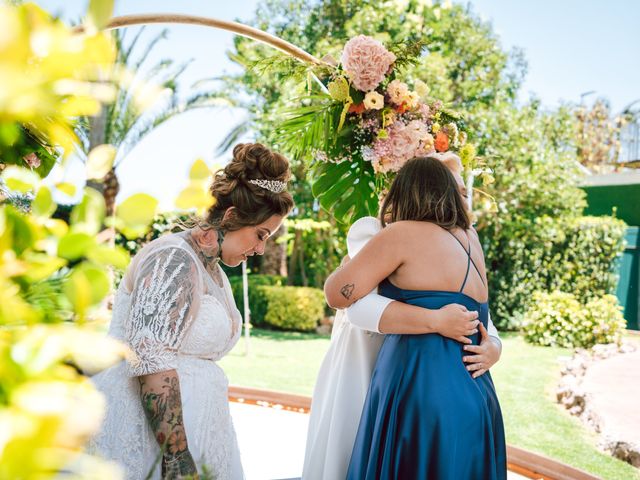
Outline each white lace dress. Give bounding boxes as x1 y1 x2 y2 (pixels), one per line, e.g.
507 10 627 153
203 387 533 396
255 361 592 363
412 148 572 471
89 233 244 479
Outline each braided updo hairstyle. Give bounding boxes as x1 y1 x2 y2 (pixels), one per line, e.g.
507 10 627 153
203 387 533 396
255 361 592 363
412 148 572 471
206 143 294 231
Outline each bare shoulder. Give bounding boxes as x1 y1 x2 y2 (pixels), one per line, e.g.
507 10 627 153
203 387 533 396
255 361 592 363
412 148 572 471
384 220 442 234
387 220 446 241
467 227 480 241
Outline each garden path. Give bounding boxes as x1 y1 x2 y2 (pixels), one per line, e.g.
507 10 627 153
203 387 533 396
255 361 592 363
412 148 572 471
581 348 640 452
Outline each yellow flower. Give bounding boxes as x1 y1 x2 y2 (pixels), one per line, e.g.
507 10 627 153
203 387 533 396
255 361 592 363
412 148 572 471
460 143 476 168
382 109 396 127
363 91 384 110
432 122 441 134
328 76 350 102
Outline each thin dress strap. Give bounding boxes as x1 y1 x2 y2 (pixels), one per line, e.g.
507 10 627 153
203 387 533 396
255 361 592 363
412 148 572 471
447 230 487 289
447 231 472 292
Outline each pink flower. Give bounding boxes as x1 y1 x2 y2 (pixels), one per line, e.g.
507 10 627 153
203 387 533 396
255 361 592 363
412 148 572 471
23 152 41 169
387 80 410 106
389 130 416 160
372 121 422 173
341 35 396 92
417 103 431 119
415 134 436 157
405 120 429 143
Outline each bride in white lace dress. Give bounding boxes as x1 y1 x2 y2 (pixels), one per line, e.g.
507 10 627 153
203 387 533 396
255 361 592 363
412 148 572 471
89 143 294 480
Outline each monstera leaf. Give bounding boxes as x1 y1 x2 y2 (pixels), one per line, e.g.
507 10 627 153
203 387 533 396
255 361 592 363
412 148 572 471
311 156 378 225
279 96 379 224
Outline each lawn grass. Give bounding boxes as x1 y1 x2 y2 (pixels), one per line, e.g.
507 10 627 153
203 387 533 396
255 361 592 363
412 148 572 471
220 329 639 479
219 328 331 395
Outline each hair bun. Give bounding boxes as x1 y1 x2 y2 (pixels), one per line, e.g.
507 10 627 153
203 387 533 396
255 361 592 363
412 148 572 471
226 143 290 184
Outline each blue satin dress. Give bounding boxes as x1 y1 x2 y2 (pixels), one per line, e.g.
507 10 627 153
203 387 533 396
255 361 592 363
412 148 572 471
346 235 507 480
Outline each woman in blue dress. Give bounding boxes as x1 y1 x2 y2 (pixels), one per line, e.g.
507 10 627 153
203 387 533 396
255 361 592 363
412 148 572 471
324 156 507 480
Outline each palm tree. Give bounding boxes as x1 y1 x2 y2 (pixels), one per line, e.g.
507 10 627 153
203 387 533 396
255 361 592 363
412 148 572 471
76 27 227 216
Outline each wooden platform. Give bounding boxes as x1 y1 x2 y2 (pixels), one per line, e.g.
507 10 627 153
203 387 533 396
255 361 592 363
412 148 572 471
229 385 602 480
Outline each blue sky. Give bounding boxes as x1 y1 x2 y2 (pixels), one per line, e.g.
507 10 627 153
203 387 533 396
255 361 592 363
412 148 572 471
36 0 640 208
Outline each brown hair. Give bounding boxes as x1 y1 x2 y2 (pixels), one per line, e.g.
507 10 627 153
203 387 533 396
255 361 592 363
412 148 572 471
206 143 294 231
379 156 470 230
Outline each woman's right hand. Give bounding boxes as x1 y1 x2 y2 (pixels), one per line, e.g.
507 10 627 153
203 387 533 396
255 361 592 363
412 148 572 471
433 304 479 344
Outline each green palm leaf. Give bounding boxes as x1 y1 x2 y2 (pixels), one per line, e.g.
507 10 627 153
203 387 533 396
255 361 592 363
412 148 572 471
277 95 379 223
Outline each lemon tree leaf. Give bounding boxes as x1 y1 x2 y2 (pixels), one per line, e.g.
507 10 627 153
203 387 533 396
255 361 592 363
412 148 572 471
86 0 114 31
55 182 77 197
57 232 96 261
31 186 56 218
188 159 211 181
86 245 130 270
115 193 158 240
86 144 116 180
1 166 40 193
70 188 105 235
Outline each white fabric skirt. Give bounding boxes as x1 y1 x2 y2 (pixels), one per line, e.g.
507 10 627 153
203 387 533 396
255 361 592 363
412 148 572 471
89 357 244 480
302 310 383 480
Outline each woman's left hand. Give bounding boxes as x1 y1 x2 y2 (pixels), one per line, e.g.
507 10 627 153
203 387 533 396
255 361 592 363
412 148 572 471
462 323 502 378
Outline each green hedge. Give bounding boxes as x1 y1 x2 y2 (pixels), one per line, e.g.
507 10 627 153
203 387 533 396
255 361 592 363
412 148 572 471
228 274 285 325
482 215 627 330
523 291 626 348
255 285 325 332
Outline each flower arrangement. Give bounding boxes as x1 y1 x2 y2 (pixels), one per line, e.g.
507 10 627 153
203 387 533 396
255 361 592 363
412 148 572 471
279 34 479 224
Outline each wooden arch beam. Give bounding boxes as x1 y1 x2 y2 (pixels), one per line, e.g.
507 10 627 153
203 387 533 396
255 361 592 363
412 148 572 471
77 13 324 65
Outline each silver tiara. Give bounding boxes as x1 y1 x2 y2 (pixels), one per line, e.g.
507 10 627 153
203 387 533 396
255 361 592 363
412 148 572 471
248 179 287 193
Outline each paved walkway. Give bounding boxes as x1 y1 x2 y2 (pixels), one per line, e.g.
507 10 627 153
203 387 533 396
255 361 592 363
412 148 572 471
581 349 640 447
230 402 529 480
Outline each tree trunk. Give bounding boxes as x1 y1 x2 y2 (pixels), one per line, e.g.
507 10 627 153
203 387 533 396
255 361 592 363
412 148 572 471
86 106 119 216
260 223 288 277
102 167 120 217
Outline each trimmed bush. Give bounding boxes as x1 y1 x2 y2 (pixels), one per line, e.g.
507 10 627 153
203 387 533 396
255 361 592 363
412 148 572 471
228 274 285 325
482 215 627 330
255 285 325 332
523 291 626 348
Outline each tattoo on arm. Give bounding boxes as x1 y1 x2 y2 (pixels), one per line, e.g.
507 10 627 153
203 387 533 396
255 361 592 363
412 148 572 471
340 283 355 300
139 372 198 478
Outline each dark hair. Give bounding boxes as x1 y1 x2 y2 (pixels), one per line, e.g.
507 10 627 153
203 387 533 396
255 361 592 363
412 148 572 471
379 156 470 230
206 143 294 231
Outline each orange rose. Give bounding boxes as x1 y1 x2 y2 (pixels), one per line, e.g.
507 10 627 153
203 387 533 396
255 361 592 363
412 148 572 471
348 102 366 114
395 103 410 114
435 131 449 152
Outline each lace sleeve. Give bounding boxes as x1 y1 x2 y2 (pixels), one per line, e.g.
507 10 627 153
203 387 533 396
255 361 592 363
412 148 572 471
125 246 203 377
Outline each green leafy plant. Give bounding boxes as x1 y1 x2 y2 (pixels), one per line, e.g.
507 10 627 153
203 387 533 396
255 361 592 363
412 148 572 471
483 215 627 330
523 291 626 348
255 285 326 331
228 274 286 324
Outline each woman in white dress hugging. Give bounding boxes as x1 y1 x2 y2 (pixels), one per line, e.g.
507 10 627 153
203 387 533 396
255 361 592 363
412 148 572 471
89 143 294 480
